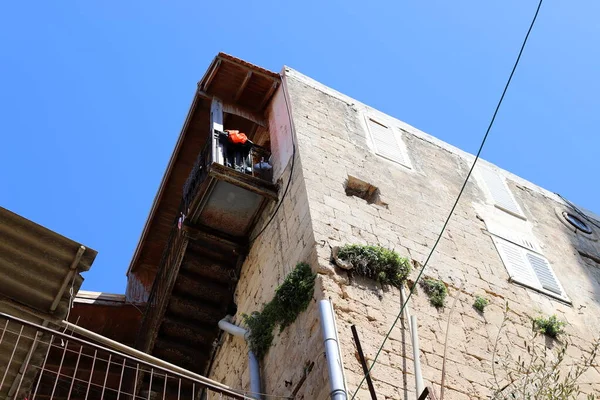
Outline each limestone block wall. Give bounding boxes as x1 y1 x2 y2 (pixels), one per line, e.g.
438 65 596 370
284 68 600 399
207 85 331 400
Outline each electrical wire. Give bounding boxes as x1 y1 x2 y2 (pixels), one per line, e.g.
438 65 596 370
248 75 297 244
556 193 600 230
350 0 544 397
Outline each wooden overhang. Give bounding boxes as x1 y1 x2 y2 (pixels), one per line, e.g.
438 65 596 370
126 53 280 303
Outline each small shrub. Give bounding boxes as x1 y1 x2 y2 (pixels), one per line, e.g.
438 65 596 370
336 244 411 288
243 262 316 359
420 278 447 308
473 296 489 313
272 262 316 330
534 315 566 338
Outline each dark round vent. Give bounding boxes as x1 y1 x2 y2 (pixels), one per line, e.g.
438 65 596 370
562 211 593 234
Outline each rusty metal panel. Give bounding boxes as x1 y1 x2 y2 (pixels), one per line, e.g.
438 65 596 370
198 180 264 237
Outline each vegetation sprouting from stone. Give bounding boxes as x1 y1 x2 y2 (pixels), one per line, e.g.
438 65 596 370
336 244 411 288
473 295 489 313
420 278 447 308
243 262 316 359
533 314 566 338
491 304 599 399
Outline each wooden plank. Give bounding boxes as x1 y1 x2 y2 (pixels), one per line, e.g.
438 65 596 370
234 71 252 101
181 224 245 251
211 98 224 166
258 81 279 110
198 90 267 127
202 59 221 91
217 54 278 81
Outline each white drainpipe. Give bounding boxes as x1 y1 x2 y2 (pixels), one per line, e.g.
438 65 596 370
318 300 347 400
218 317 262 400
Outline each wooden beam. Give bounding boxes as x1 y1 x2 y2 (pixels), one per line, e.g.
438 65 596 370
258 81 279 110
234 71 252 101
217 55 277 81
182 223 246 252
202 59 221 91
198 90 267 127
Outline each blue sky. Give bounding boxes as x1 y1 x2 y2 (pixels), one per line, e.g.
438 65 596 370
1 1 598 293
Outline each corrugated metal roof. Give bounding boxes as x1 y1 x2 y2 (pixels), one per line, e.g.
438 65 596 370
0 206 97 399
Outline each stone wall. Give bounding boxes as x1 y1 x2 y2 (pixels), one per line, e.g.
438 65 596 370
284 68 600 399
207 84 331 400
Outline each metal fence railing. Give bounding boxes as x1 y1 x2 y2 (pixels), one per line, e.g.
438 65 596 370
0 312 249 400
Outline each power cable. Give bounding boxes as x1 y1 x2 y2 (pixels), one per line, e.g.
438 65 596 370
350 0 544 397
248 75 297 244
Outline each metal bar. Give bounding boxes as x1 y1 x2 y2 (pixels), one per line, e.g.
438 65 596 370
148 368 154 400
0 319 9 344
50 245 86 312
11 327 39 399
31 334 54 400
101 354 112 398
350 325 377 400
117 357 126 400
50 339 69 398
163 372 168 400
134 363 140 400
84 349 98 400
0 312 247 399
67 345 83 399
178 377 181 400
0 324 24 390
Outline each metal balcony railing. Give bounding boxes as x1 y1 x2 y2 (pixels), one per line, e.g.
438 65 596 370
0 312 251 400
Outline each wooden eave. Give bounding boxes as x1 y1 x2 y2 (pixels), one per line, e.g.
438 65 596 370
126 53 280 284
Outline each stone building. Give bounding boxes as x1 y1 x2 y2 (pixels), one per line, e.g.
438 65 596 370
126 54 600 399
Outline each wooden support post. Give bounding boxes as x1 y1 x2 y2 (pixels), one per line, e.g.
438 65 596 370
235 71 252 101
211 98 224 166
258 81 278 110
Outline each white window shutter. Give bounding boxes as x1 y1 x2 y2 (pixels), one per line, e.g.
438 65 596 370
492 236 569 301
479 167 524 218
366 117 409 167
526 253 563 295
493 238 538 288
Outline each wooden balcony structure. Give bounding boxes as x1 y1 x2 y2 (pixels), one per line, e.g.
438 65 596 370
128 54 280 376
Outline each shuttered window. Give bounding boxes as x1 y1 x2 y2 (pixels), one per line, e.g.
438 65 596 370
479 167 525 218
492 236 569 302
365 117 411 168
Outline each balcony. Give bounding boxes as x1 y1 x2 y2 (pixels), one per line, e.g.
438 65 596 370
134 54 281 377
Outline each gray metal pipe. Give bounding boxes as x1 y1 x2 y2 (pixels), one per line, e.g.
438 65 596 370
318 300 347 400
410 315 424 396
218 317 262 400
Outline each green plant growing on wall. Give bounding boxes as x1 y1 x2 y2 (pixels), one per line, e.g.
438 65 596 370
243 262 316 359
336 244 411 288
491 304 599 399
420 278 447 308
473 296 489 313
533 314 566 338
